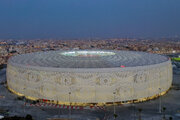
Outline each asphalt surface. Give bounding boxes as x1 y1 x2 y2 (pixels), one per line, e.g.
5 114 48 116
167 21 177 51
0 67 180 120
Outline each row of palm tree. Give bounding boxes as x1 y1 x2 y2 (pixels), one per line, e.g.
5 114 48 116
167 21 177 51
113 107 173 120
137 107 173 120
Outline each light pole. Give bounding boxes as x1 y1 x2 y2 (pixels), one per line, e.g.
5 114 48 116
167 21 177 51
133 101 135 120
132 81 135 120
23 86 26 116
113 91 117 119
159 88 162 113
57 96 60 118
55 82 60 118
69 92 71 119
113 92 116 115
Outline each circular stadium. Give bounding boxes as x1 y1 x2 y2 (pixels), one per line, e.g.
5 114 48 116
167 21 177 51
6 50 172 106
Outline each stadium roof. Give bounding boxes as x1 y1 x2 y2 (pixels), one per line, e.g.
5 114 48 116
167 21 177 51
9 50 168 68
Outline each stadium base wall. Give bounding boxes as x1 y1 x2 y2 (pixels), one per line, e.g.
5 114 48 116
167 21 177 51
7 60 172 105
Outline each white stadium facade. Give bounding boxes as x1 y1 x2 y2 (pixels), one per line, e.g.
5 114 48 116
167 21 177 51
7 50 172 106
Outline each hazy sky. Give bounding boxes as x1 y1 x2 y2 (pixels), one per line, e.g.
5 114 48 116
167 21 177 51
0 0 180 39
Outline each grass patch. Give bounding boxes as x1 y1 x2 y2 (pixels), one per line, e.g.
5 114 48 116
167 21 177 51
172 57 180 62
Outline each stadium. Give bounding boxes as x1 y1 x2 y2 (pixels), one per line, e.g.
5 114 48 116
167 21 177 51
6 50 172 106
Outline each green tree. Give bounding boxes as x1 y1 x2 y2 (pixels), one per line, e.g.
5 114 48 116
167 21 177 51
169 116 173 120
162 107 166 120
